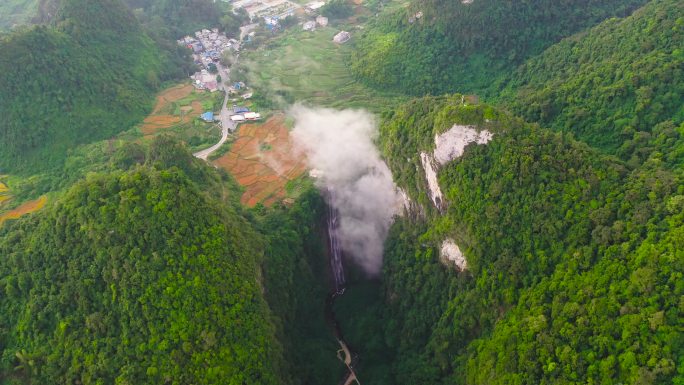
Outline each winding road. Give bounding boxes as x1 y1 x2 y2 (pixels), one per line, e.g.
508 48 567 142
193 64 236 160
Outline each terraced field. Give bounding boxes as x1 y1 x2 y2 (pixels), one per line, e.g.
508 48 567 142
0 182 9 205
234 28 407 112
141 84 201 135
138 83 224 151
213 115 306 206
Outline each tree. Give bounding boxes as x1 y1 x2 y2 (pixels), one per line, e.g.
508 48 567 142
322 0 353 20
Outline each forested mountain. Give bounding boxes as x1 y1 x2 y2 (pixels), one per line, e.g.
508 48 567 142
0 138 340 384
351 0 648 96
0 0 189 174
337 95 684 384
123 0 247 38
0 167 284 383
499 0 684 158
124 0 221 36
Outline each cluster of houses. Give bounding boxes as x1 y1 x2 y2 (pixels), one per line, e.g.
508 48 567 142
179 29 240 92
230 105 262 122
192 69 219 92
231 0 334 30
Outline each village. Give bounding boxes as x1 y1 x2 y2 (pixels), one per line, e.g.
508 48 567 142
178 26 260 130
176 0 352 133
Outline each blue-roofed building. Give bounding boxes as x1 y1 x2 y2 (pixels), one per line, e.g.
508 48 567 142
201 111 214 122
234 106 250 114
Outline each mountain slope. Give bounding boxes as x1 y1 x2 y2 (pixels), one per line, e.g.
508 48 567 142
123 0 224 36
0 166 285 384
0 0 182 174
351 0 648 96
499 0 684 157
338 96 684 384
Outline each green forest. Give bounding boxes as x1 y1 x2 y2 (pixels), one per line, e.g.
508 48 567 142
336 95 684 385
0 0 190 174
0 0 40 30
0 137 340 384
122 0 248 38
498 0 684 158
351 0 649 96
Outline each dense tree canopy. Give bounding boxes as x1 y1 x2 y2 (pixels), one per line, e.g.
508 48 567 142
337 95 684 385
0 0 188 174
0 137 340 385
499 0 684 158
351 0 648 96
0 166 285 384
122 0 249 38
321 0 354 20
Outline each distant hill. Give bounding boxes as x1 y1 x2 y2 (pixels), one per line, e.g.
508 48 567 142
0 0 186 174
499 0 684 158
351 0 648 96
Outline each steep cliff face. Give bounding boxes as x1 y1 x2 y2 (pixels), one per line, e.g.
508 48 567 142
341 95 684 384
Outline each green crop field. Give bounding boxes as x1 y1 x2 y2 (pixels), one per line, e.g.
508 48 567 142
234 27 407 112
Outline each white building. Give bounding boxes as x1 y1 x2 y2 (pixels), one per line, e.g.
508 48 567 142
303 21 317 31
333 31 351 44
316 15 328 26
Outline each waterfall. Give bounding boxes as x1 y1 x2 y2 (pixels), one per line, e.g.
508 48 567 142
324 189 360 384
327 188 346 294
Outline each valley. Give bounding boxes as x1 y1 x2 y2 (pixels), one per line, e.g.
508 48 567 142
0 0 682 384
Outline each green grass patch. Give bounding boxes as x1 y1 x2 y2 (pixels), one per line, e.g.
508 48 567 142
235 27 407 113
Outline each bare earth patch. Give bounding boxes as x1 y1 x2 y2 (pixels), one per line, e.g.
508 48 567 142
213 114 307 207
0 196 47 225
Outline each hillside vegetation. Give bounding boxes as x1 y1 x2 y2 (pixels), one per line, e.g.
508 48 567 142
351 0 648 96
337 96 684 385
0 166 285 384
0 137 341 385
123 0 248 38
0 0 39 30
0 0 187 174
499 0 684 158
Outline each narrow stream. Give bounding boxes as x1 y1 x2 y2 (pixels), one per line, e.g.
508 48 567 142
324 189 360 385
